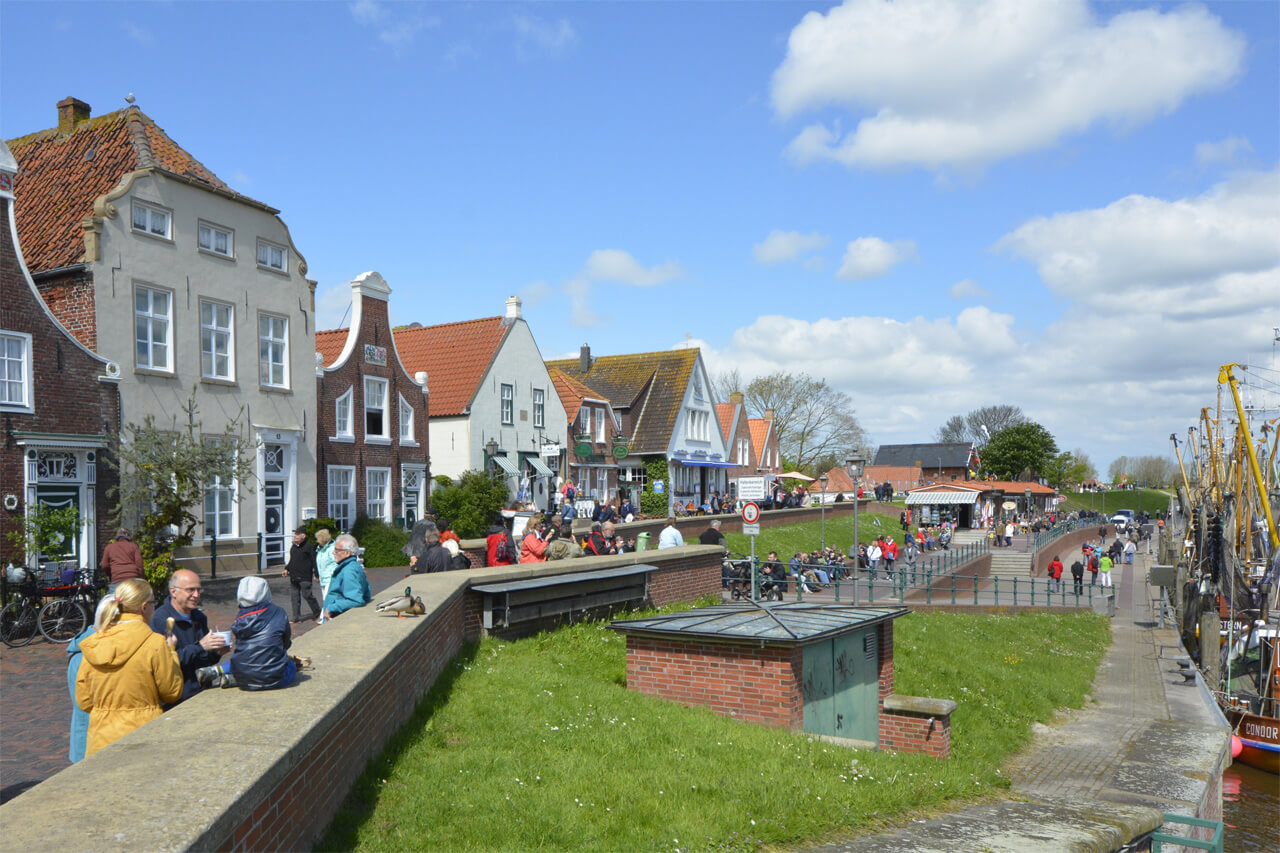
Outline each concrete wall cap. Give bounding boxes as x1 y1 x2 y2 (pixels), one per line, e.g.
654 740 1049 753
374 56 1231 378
883 693 958 716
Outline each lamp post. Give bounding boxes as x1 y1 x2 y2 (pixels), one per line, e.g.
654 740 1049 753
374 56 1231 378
819 472 829 551
485 437 499 474
845 454 865 560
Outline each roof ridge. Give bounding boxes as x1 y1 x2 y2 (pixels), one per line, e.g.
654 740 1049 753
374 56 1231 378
398 315 504 334
124 106 156 169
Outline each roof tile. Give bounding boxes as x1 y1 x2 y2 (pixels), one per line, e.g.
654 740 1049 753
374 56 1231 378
316 328 348 368
747 418 773 466
393 317 508 417
715 402 736 445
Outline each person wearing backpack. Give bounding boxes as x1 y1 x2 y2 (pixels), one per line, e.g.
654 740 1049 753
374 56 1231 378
1088 553 1100 585
486 518 517 567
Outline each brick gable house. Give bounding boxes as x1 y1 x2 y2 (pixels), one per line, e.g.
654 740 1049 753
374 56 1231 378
7 98 318 570
315 272 428 532
1 139 121 569
550 369 621 508
716 393 755 504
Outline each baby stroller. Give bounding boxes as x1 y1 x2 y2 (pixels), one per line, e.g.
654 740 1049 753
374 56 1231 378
723 554 753 599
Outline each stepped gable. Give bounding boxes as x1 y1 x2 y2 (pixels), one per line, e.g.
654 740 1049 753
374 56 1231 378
545 348 698 455
392 317 508 417
5 104 269 273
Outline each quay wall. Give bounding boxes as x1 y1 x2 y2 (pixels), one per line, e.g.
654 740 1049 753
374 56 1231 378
0 546 724 852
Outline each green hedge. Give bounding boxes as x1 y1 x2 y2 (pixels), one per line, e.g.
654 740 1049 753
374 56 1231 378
639 457 669 518
350 515 410 568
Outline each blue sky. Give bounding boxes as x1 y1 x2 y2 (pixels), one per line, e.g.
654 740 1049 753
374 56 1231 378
3 0 1278 473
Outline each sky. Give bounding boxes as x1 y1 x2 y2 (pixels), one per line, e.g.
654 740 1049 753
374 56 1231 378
3 0 1278 474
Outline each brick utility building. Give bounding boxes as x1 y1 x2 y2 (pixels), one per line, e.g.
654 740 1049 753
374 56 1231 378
6 98 318 571
315 272 429 532
0 139 121 568
874 442 977 484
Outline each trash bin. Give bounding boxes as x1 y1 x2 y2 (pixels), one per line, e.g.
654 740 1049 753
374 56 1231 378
636 532 650 551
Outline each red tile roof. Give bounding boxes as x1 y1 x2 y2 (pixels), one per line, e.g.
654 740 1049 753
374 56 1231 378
315 328 348 368
908 480 1056 495
817 467 860 493
550 369 610 423
715 402 736 445
5 105 270 273
747 418 774 467
393 318 509 417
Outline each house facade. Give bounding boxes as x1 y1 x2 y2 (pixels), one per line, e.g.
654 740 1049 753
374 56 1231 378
874 442 977 484
7 98 318 569
716 394 755 503
545 345 730 514
749 413 783 478
0 139 121 569
550 369 621 509
315 272 429 533
395 297 566 509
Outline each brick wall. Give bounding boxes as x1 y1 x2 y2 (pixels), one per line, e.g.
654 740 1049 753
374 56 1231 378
32 268 96 351
879 706 952 757
648 553 721 606
626 637 804 728
1032 527 1112 577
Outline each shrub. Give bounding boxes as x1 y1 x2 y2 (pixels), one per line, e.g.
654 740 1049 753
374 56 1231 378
429 469 509 538
301 517 340 540
639 457 669 518
349 515 410 568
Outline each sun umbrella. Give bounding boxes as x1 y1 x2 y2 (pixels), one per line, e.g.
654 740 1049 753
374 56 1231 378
777 471 816 482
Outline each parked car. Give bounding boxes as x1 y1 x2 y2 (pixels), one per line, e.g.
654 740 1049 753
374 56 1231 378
1110 510 1135 527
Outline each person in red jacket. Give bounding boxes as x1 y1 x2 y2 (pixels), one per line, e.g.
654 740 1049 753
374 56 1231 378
485 518 517 567
520 523 549 563
1048 555 1064 593
100 528 145 589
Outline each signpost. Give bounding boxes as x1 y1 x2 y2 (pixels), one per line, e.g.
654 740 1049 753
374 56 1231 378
742 502 760 599
738 476 766 502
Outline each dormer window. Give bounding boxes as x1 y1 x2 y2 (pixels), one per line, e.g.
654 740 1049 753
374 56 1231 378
131 201 171 240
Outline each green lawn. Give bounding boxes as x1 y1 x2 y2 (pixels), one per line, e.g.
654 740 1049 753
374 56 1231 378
723 513 909 560
320 606 1110 852
1059 488 1172 517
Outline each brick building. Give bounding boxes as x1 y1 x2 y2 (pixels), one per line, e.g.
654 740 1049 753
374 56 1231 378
1 139 121 568
315 272 428 532
550 369 621 509
874 442 977 483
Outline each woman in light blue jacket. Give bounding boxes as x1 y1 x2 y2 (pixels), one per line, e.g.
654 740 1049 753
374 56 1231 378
314 528 338 622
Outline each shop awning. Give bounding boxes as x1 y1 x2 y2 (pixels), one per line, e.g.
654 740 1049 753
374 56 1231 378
492 456 520 476
906 490 979 506
680 460 736 468
527 457 554 477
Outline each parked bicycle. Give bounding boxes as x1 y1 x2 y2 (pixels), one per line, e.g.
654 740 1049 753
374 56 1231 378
0 565 40 647
0 563 105 646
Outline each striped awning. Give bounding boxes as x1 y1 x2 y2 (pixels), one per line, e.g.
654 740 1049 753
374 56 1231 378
527 456 554 477
906 490 979 506
492 455 520 476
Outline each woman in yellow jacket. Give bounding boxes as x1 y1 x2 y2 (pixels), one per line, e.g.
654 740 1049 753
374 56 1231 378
75 578 183 756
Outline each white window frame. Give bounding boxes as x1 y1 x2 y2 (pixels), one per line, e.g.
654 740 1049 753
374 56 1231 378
0 331 33 413
595 406 606 443
334 387 354 440
203 474 236 538
197 220 234 258
256 238 288 273
364 377 389 442
398 393 417 445
134 284 174 372
327 466 355 531
532 388 544 428
199 299 235 381
500 383 514 425
578 405 591 436
258 313 289 389
685 408 709 442
131 200 171 240
366 467 391 522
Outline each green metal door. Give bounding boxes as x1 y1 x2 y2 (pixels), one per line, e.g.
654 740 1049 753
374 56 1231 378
832 629 878 744
802 640 834 735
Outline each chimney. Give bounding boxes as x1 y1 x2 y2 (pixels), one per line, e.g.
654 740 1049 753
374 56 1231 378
730 392 744 406
504 295 522 321
764 407 775 421
57 97 92 135
579 344 591 373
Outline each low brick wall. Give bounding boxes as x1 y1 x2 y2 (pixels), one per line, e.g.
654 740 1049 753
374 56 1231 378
0 546 724 852
1032 526 1111 577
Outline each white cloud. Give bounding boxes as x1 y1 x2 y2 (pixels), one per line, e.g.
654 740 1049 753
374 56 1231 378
772 0 1244 170
519 280 553 308
1196 135 1252 165
836 237 915 280
564 279 603 327
948 279 990 299
581 249 684 287
122 22 152 44
753 230 829 265
349 0 439 52
512 13 577 56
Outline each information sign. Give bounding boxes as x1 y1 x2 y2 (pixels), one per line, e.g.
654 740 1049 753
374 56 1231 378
741 522 760 536
737 476 766 501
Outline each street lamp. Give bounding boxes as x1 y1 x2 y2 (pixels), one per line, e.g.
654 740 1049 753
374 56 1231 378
485 438 499 474
819 472 829 551
845 454 865 559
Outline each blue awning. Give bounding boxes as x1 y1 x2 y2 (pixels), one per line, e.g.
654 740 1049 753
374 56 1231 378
679 459 736 468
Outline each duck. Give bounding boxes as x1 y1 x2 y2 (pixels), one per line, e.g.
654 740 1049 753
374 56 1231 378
375 587 419 617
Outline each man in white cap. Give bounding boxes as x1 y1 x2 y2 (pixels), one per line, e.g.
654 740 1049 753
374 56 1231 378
197 576 296 690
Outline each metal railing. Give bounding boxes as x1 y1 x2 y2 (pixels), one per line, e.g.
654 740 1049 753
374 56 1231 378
169 533 265 578
1032 517 1096 553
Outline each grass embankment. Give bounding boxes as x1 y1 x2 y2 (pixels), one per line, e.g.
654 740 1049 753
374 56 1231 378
723 514 906 559
320 607 1110 852
1059 488 1172 517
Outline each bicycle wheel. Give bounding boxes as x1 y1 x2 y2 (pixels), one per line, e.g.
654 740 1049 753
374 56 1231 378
38 598 87 643
0 601 38 648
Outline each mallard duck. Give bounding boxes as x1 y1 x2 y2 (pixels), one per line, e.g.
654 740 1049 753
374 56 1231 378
407 596 425 616
376 587 418 617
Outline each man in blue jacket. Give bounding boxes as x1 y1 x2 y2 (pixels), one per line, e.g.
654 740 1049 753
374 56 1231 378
322 533 372 620
151 568 229 703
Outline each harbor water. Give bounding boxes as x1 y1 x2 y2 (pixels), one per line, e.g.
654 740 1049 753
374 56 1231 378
1222 762 1279 851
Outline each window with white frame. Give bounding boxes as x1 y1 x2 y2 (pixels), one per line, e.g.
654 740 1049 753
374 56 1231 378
532 388 544 428
500 383 514 425
685 408 709 442
204 475 235 537
364 377 388 440
737 437 749 466
199 300 234 381
578 405 591 436
327 466 354 530
399 393 415 443
0 331 32 411
595 406 606 443
131 201 171 239
335 387 353 439
197 221 233 258
366 468 390 522
256 239 288 272
258 315 288 388
134 285 173 371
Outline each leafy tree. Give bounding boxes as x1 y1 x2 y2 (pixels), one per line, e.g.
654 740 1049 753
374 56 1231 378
429 470 511 538
639 457 670 517
936 405 1026 448
4 503 83 566
1108 456 1129 484
980 422 1059 480
740 371 870 470
108 392 256 593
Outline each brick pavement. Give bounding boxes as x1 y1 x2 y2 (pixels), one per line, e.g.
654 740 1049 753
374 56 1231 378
0 566 408 803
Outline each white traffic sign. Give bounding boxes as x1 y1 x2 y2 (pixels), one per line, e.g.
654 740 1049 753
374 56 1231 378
741 522 760 536
741 502 760 524
738 476 766 501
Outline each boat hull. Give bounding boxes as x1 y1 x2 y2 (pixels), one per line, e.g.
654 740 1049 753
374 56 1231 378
1228 709 1280 776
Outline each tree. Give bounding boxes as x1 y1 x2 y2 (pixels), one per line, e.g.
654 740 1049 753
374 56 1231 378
4 503 83 566
741 371 870 471
936 415 967 443
980 422 1059 480
429 470 511 538
935 405 1025 448
1043 449 1096 489
108 392 256 592
713 368 744 402
1108 456 1129 484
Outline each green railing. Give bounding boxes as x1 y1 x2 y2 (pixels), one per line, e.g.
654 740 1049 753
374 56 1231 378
1151 814 1224 852
1032 517 1096 553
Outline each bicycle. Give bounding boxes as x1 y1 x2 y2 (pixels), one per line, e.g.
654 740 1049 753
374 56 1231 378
0 567 40 648
36 565 99 643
